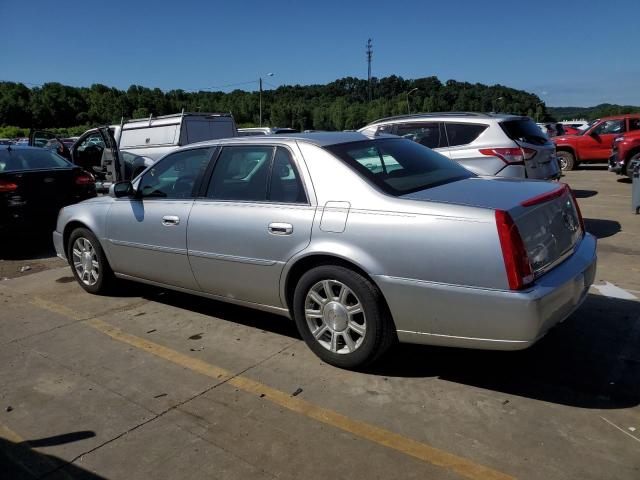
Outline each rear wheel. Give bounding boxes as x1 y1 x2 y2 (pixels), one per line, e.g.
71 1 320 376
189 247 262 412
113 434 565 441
67 227 115 294
293 265 396 369
557 151 575 171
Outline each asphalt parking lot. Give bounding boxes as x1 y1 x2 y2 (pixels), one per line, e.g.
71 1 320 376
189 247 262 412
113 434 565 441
1 167 638 480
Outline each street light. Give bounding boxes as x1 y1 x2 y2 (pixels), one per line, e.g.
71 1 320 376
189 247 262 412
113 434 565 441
492 96 504 113
406 88 418 114
259 73 275 127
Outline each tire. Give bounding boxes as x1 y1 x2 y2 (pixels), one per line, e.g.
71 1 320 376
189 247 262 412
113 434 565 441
557 151 575 171
67 227 115 294
292 265 396 369
627 153 640 177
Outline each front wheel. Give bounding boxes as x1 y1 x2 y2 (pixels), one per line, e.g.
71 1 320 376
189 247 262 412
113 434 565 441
293 265 396 369
67 227 115 294
557 151 575 171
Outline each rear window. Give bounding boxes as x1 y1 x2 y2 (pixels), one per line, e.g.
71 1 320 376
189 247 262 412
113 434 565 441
0 148 73 172
325 138 473 196
500 119 549 146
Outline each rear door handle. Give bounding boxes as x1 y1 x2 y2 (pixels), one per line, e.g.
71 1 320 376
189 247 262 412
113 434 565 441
162 215 180 226
268 222 293 235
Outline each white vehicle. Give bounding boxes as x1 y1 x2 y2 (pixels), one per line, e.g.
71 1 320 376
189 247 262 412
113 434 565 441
31 111 238 190
560 120 590 130
238 127 298 136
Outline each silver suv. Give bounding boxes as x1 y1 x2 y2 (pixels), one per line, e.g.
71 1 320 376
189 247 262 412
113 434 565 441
359 113 560 180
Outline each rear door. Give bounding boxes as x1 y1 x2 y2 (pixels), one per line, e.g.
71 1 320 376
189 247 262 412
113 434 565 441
395 122 446 154
187 144 315 307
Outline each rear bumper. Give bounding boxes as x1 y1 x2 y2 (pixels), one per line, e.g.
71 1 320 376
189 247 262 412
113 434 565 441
375 233 597 350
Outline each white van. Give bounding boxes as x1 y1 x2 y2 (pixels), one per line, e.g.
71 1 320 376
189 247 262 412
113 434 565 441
31 111 238 189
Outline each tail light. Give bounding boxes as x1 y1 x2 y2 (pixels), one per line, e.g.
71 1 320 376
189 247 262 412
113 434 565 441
479 147 537 165
75 171 95 185
520 183 568 207
0 180 18 193
495 210 533 290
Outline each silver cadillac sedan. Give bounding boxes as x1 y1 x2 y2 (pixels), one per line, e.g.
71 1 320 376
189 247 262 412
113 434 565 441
53 132 597 369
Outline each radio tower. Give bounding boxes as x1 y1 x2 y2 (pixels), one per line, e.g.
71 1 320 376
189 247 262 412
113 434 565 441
366 38 373 102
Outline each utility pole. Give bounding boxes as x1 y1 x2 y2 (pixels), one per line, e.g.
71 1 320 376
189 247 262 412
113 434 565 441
259 77 263 127
366 39 373 102
406 88 418 114
259 73 274 127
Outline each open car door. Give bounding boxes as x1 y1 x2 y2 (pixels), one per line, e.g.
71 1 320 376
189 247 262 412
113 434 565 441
97 126 123 185
28 129 72 161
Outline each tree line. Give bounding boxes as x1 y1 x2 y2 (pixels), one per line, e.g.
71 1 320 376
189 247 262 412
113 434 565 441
0 76 553 137
548 104 640 122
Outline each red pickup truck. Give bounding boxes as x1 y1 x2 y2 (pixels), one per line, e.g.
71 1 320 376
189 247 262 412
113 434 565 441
609 129 640 176
553 114 640 170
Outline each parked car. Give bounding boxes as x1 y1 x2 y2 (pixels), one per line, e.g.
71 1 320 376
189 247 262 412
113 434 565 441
553 114 640 170
0 139 13 145
238 127 299 136
562 126 582 135
31 111 238 190
1 146 96 234
608 120 640 176
560 120 589 130
361 113 560 180
53 132 596 369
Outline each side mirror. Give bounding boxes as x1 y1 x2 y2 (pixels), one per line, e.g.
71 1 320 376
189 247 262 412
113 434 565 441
110 181 134 198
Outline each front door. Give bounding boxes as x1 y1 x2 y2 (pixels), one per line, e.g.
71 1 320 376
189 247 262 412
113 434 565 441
105 147 214 290
187 145 315 307
579 119 626 160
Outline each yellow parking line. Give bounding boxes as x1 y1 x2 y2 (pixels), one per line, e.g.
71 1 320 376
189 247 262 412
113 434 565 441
30 298 514 480
0 423 23 443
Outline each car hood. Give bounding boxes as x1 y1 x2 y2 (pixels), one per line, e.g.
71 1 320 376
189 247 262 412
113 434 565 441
401 176 562 211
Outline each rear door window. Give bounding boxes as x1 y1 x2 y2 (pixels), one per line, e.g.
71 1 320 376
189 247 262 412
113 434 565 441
627 118 640 131
206 146 273 201
396 123 445 149
444 123 487 147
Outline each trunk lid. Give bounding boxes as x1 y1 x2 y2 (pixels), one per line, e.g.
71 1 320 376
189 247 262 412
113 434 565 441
1 167 85 218
402 178 583 279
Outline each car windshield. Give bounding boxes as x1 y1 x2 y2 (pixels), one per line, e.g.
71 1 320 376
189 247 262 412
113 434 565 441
0 148 73 172
578 119 599 135
325 138 473 196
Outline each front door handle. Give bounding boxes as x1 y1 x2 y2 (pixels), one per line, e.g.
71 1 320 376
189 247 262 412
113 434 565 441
268 222 293 235
162 215 180 226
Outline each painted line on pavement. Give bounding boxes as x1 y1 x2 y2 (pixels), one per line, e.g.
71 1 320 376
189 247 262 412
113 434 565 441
27 295 515 480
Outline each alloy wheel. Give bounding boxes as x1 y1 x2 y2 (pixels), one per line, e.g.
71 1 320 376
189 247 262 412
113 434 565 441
304 279 366 354
72 237 100 286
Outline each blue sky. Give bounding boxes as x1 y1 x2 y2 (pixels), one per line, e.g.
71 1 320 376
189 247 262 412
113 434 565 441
5 0 639 106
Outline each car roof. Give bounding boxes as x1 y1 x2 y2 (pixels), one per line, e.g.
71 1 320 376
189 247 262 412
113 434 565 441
0 145 41 151
365 112 525 126
189 131 384 148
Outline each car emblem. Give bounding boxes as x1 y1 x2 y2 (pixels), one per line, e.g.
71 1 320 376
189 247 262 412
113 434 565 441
44 177 55 183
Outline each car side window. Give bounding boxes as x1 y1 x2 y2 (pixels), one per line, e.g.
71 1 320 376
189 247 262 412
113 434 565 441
138 148 212 199
444 123 488 147
207 146 274 201
396 123 443 149
628 118 640 131
269 147 307 204
376 124 395 135
593 120 624 135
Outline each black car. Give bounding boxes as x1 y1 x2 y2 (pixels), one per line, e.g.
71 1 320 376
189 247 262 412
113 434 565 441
0 146 96 233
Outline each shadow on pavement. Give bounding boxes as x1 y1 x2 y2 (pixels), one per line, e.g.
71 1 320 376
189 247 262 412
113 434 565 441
368 294 640 410
0 430 104 479
585 218 622 239
0 232 56 261
121 283 639 410
573 189 598 198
